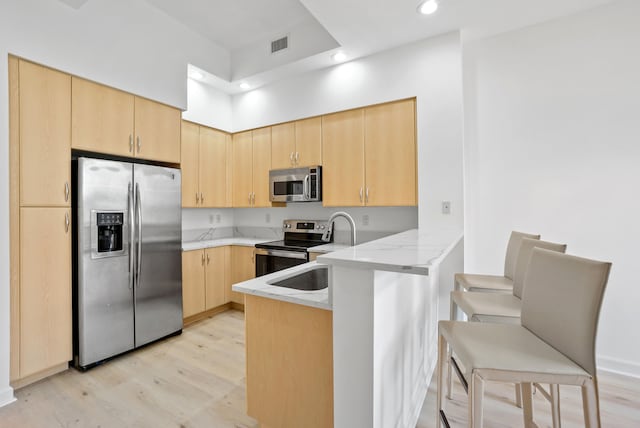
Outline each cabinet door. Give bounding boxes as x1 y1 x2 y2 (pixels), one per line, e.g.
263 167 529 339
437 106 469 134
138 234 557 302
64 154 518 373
182 250 206 318
364 99 417 206
181 121 200 207
20 207 71 377
71 77 135 157
271 122 295 169
252 127 272 207
205 247 227 310
19 60 71 207
322 109 365 206
230 246 255 304
295 117 322 167
134 97 181 163
232 131 254 208
200 127 229 207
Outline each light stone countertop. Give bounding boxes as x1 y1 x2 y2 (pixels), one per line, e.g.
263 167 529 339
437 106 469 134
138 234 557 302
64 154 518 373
307 243 350 253
232 261 331 311
182 237 271 251
231 229 463 310
317 228 463 276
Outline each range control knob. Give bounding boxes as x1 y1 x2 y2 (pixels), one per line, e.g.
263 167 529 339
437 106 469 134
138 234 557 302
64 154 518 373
320 225 325 230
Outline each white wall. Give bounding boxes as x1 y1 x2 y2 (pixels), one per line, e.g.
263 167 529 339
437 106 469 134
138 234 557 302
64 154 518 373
0 0 230 405
232 33 465 232
463 0 640 376
182 79 233 131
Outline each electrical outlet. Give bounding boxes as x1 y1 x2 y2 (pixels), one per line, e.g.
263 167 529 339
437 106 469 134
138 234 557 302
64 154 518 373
216 214 221 223
362 214 370 226
442 201 451 215
265 213 271 223
208 214 214 224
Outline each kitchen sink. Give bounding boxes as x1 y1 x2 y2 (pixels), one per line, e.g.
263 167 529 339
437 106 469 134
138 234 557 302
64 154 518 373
268 265 328 291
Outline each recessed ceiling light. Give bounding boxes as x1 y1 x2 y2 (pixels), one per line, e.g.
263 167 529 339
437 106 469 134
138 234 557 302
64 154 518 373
417 0 438 15
190 71 204 80
239 82 251 90
332 51 347 62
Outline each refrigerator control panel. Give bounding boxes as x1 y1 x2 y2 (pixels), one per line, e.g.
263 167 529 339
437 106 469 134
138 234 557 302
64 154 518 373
91 210 127 258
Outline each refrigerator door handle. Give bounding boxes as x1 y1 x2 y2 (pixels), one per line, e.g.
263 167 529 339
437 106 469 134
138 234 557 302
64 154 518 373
135 183 142 285
128 183 135 290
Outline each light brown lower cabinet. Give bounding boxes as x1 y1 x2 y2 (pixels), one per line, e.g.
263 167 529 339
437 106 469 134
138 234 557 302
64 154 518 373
229 246 255 305
182 246 231 321
19 207 72 379
245 295 333 428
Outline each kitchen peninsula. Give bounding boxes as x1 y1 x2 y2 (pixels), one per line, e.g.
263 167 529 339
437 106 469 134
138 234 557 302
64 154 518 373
233 229 463 428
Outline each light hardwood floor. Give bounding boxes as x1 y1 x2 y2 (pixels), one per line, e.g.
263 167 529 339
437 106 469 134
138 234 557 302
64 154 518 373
1 310 639 428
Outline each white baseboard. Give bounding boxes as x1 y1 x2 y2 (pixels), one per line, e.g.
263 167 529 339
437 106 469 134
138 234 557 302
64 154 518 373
0 386 16 408
597 354 640 379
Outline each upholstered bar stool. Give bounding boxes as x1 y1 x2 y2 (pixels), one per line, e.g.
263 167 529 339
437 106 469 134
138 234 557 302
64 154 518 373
437 248 611 428
448 238 567 426
450 231 540 322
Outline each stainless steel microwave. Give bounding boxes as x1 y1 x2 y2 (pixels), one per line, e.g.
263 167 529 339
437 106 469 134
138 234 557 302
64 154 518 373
269 166 322 202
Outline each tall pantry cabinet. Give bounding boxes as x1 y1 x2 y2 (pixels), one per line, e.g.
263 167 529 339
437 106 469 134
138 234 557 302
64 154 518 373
9 57 73 385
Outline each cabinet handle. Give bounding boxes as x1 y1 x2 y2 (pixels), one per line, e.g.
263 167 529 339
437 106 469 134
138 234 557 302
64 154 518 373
248 193 252 204
196 192 200 204
366 187 369 203
290 152 294 165
252 193 256 205
201 252 205 265
64 182 70 202
65 212 70 233
200 192 204 204
129 135 133 153
359 187 363 202
295 152 299 165
136 136 141 153
206 253 210 264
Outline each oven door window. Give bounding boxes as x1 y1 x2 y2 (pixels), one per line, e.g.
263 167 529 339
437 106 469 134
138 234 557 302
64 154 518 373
255 253 307 277
273 180 303 197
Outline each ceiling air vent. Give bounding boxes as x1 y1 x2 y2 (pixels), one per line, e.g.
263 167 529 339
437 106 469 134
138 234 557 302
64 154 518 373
271 36 289 54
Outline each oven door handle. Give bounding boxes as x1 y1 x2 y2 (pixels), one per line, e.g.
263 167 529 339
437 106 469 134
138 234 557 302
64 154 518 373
255 248 309 260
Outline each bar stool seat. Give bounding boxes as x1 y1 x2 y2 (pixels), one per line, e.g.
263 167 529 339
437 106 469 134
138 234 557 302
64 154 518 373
454 273 514 293
451 291 521 319
440 322 590 384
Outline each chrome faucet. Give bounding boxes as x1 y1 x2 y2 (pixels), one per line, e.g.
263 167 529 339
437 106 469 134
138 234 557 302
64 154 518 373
322 211 357 246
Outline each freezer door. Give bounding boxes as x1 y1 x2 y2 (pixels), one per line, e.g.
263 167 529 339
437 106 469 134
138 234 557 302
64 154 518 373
133 164 182 346
77 157 134 367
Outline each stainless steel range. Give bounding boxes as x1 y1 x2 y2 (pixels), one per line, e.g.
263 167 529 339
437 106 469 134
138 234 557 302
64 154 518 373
254 219 331 277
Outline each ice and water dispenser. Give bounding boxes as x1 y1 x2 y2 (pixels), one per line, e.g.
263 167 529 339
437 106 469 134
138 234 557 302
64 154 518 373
92 211 126 258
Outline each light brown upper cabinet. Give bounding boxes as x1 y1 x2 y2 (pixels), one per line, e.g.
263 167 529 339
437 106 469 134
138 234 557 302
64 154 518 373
232 128 272 207
322 109 365 206
181 121 200 207
19 60 71 207
71 77 181 163
271 118 322 169
71 77 135 157
364 99 416 206
322 99 416 207
134 96 181 163
181 121 231 208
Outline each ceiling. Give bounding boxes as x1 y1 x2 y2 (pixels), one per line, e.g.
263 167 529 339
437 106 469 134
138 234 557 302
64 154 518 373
142 0 616 93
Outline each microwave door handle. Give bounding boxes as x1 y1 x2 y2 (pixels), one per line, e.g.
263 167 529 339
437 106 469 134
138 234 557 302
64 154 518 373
303 174 310 200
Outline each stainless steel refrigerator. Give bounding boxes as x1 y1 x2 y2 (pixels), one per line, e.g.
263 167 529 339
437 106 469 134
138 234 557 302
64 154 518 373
75 157 182 369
